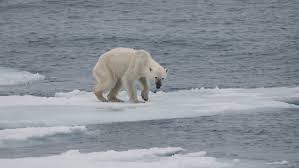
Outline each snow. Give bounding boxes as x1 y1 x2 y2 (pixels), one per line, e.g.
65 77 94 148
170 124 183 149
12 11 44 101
0 67 44 86
0 87 298 128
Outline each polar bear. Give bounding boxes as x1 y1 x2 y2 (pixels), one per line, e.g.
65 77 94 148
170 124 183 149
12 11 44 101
92 47 168 103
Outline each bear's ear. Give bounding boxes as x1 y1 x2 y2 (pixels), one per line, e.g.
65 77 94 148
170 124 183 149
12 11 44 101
149 67 152 72
165 68 168 73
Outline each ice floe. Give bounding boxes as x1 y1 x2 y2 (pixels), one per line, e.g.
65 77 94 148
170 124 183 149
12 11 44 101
0 126 86 141
0 67 44 86
0 87 298 128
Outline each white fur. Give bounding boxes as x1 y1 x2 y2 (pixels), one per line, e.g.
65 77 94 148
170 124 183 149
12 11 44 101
93 48 167 103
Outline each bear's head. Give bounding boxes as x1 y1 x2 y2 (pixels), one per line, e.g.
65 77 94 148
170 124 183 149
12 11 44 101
135 49 168 89
148 63 168 89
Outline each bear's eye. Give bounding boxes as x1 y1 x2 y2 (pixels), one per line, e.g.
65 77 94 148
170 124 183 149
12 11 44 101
155 77 158 79
149 68 152 72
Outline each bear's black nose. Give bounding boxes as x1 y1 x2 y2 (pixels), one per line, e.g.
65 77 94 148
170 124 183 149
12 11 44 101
155 79 162 89
156 82 161 89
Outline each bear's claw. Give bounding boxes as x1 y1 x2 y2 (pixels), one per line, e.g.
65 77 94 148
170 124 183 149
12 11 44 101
95 92 108 102
142 96 148 101
141 90 149 101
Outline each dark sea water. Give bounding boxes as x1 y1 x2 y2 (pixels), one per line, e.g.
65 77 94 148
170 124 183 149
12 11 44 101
0 0 298 167
0 0 298 96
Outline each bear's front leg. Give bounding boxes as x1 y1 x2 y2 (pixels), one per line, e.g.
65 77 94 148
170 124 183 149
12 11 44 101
139 77 149 101
123 77 144 103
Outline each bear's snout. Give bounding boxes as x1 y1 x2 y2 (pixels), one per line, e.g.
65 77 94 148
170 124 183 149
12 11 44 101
156 80 162 89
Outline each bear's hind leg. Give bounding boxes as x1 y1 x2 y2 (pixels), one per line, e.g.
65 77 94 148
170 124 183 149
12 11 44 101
94 79 115 102
107 80 124 102
94 84 108 102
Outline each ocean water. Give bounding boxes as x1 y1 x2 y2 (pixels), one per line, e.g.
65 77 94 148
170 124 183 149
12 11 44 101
0 0 298 167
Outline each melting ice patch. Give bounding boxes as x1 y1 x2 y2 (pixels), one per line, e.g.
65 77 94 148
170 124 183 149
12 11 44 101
0 87 298 128
0 126 86 141
266 160 289 165
0 67 44 86
0 147 266 168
